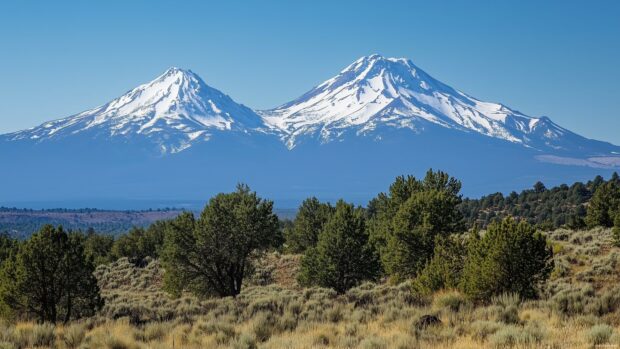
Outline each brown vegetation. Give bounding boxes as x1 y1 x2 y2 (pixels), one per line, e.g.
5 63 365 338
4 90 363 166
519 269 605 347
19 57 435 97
1 227 620 348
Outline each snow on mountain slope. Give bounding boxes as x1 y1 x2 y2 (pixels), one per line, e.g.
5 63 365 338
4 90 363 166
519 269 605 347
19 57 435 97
5 67 264 153
260 54 585 152
3 56 618 159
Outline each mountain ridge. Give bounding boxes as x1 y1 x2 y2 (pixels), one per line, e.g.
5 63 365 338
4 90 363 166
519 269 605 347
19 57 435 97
4 54 618 160
260 54 615 156
3 67 264 154
1 55 619 205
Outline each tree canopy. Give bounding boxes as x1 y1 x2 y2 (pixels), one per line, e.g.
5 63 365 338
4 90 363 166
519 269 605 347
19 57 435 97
284 197 334 253
368 170 463 280
162 185 279 298
298 200 380 293
0 225 102 323
460 218 553 301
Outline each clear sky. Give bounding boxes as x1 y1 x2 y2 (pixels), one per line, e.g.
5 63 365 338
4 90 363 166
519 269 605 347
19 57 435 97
1 0 619 144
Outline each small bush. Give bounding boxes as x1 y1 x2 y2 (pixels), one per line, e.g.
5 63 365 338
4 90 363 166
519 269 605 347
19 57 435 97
137 322 168 342
497 305 520 324
62 324 86 349
587 324 613 346
313 332 331 346
359 336 388 349
392 334 417 349
277 313 297 332
104 335 132 349
491 293 521 308
232 333 257 349
252 313 275 342
488 324 545 348
489 326 522 348
433 290 468 312
470 320 502 341
31 324 56 348
327 304 344 322
491 293 521 324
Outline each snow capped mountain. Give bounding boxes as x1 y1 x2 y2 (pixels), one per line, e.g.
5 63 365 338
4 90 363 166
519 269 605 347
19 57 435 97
1 55 619 205
5 67 263 153
260 54 589 153
2 55 619 160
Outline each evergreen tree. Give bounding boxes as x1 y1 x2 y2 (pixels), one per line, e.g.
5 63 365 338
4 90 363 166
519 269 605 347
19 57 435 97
111 220 168 265
369 170 463 280
162 185 279 298
459 176 601 230
284 198 334 253
0 225 102 323
459 218 553 302
585 180 620 228
298 200 380 293
83 229 114 265
533 181 547 193
412 234 467 295
0 233 17 266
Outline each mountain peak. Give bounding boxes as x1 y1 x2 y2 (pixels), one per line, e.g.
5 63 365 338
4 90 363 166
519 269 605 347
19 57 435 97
5 68 264 153
158 66 198 80
260 55 577 151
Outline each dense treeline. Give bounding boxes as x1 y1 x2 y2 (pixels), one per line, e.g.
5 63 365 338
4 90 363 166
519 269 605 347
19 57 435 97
291 171 555 301
1 170 619 325
459 173 619 230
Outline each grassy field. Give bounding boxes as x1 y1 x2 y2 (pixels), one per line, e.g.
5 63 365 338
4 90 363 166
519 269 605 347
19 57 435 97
2 227 620 349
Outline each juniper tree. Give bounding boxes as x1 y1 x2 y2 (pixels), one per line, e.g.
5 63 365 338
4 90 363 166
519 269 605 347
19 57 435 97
0 225 102 323
112 220 168 265
284 197 334 253
162 185 279 298
368 170 463 280
412 234 467 295
586 179 620 228
0 233 16 266
298 200 380 293
459 218 553 302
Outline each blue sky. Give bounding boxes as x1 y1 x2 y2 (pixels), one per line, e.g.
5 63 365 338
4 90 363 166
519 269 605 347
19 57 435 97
1 0 619 144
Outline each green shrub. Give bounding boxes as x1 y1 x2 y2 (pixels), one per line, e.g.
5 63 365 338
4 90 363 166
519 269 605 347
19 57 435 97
232 333 257 349
139 322 168 342
433 290 468 312
470 320 502 341
460 219 553 301
487 322 545 348
313 332 330 346
587 324 613 346
62 323 86 349
252 312 275 342
359 336 388 349
31 324 56 348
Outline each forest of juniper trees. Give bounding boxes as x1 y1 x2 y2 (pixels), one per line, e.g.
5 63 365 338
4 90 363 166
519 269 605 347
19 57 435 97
0 170 619 324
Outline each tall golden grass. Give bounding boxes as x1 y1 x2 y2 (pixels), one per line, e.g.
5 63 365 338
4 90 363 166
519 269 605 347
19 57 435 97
1 227 619 349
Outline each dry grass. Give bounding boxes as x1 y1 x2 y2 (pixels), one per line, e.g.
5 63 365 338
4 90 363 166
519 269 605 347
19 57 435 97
2 228 620 348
